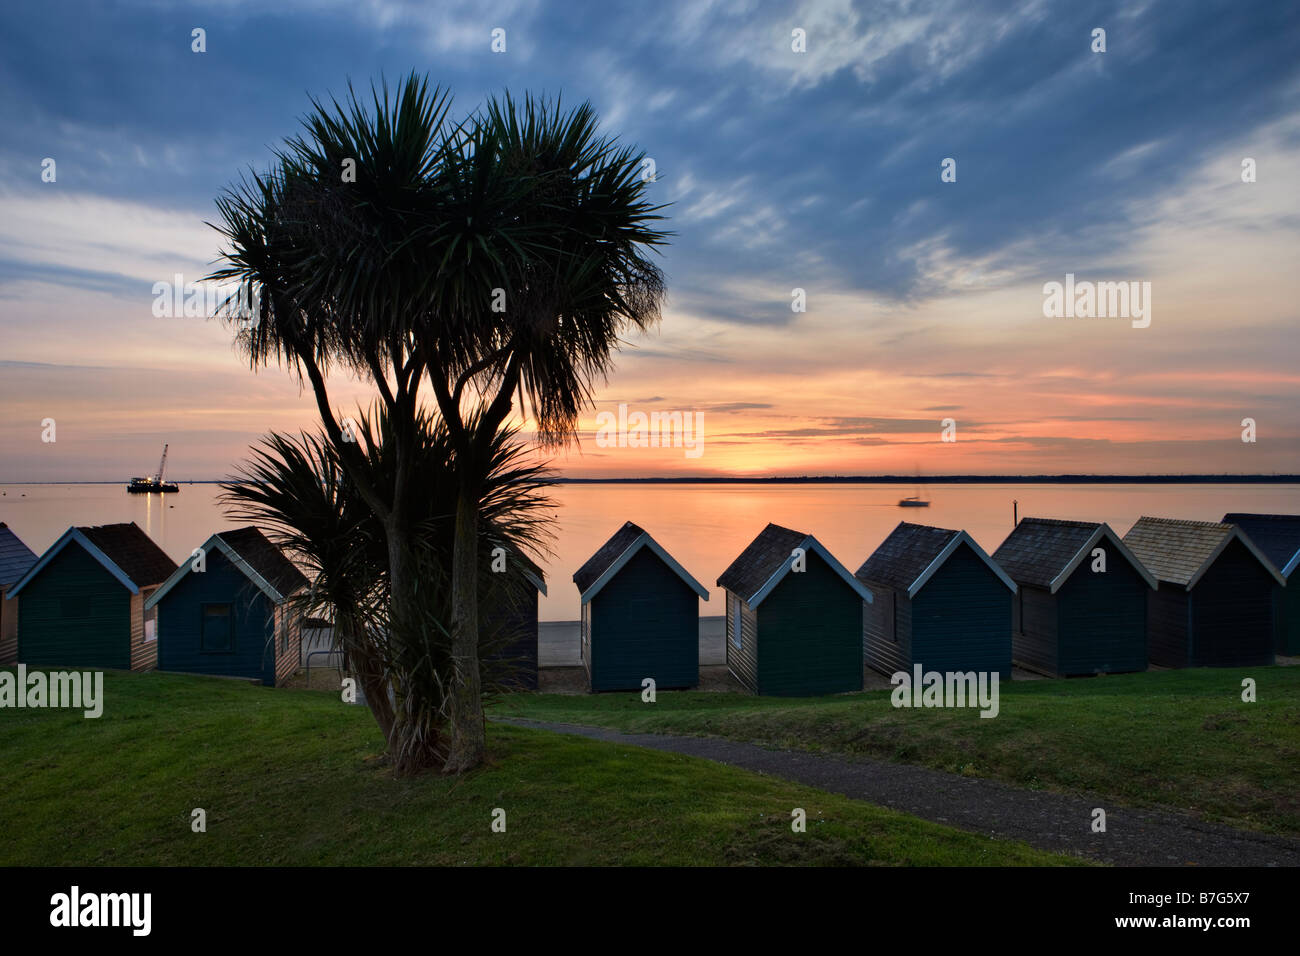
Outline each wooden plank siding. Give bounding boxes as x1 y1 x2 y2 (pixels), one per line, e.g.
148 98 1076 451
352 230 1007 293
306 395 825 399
1188 538 1275 667
587 547 699 691
1279 583 1300 656
0 589 17 666
755 552 863 696
128 589 158 672
17 542 131 669
1012 584 1059 676
1146 584 1191 668
580 602 591 684
1145 540 1277 668
1055 555 1148 675
910 543 1012 677
273 600 302 686
725 590 760 693
862 583 911 677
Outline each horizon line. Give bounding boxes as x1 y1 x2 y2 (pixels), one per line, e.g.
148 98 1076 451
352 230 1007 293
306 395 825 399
2 473 1299 486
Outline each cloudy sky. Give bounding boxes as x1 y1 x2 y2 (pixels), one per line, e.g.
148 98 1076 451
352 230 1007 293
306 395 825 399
1 0 1297 480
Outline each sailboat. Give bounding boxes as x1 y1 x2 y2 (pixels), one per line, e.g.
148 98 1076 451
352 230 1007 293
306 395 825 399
897 469 930 507
127 444 180 494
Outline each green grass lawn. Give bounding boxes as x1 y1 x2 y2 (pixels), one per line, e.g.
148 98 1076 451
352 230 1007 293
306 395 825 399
494 667 1300 837
0 670 1076 866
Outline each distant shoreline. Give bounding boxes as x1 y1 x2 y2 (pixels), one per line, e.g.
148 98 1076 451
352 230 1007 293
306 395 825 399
3 475 1299 486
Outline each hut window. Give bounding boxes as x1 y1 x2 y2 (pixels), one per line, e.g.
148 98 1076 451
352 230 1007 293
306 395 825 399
731 596 742 650
201 603 234 653
143 589 157 642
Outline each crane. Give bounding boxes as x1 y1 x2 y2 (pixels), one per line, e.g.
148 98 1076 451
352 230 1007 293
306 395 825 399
127 443 180 494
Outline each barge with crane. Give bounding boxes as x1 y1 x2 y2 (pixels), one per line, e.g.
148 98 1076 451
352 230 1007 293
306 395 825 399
127 444 180 494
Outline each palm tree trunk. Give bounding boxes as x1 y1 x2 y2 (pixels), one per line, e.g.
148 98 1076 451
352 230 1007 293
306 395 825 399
355 652 396 746
386 519 445 773
443 484 485 773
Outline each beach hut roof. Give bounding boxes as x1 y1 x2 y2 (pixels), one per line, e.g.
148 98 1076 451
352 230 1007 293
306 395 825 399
717 522 874 609
9 522 177 597
573 521 707 604
146 526 308 609
493 544 546 595
0 522 38 590
520 562 547 596
993 517 1156 593
1221 513 1300 578
855 521 1016 598
1124 516 1284 590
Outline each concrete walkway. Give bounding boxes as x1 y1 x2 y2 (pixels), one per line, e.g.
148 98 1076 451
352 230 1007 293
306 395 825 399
499 717 1300 867
540 616 725 668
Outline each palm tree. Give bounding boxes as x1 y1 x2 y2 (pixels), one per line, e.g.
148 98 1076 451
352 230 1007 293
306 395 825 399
221 405 553 773
419 92 670 770
220 430 396 742
209 74 668 772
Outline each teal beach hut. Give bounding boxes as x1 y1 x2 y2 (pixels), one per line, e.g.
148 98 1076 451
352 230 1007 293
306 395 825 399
1222 513 1300 655
0 523 39 666
574 521 709 692
1124 516 1282 668
8 522 177 671
993 518 1155 677
718 523 874 696
146 527 309 687
856 522 1016 678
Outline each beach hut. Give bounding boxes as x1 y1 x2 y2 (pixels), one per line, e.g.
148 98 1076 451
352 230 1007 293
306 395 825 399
855 522 1016 678
1222 513 1300 655
718 523 874 696
993 518 1155 677
483 555 546 691
145 527 308 687
0 523 39 666
573 521 708 692
8 522 177 671
1123 516 1283 668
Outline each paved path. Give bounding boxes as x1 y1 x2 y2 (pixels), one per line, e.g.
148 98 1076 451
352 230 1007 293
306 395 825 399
499 718 1300 866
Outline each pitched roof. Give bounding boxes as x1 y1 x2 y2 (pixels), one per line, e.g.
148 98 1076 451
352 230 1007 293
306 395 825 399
993 517 1155 593
718 523 807 600
80 523 178 588
0 522 38 590
146 526 308 609
1123 516 1284 589
856 523 960 592
855 522 1016 597
717 522 874 608
572 521 708 604
573 521 645 593
992 518 1102 589
1222 513 1300 578
218 527 309 598
9 522 177 597
497 547 546 595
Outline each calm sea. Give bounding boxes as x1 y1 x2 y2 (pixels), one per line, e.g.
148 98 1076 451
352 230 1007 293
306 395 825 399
1 482 1296 621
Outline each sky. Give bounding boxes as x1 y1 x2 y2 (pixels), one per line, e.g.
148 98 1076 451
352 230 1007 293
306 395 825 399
0 0 1298 480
